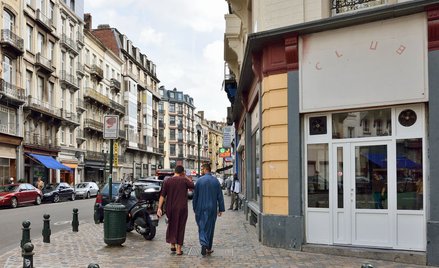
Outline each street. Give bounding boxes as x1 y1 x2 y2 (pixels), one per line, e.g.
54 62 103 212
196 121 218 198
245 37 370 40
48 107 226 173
0 198 95 256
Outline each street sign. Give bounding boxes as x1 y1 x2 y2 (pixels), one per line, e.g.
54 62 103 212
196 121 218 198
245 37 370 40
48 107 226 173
103 115 119 139
219 148 231 158
223 126 235 148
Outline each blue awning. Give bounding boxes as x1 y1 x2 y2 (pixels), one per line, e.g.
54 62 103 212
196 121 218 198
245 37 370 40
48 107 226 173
27 153 71 171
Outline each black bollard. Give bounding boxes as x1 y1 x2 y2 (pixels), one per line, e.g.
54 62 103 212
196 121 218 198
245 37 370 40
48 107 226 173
42 214 51 243
93 203 100 224
20 221 31 250
72 208 79 232
87 264 100 268
361 263 374 268
22 242 34 268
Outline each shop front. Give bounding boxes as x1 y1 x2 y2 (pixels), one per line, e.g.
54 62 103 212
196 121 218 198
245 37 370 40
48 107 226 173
25 153 72 185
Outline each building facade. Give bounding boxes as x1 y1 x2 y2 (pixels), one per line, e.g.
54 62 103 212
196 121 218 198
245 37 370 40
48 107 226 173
158 86 196 172
92 22 161 179
224 0 439 265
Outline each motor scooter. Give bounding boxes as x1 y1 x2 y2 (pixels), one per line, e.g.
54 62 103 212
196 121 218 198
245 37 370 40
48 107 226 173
117 183 159 240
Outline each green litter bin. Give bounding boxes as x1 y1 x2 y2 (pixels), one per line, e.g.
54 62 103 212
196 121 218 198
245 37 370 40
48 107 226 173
103 203 126 246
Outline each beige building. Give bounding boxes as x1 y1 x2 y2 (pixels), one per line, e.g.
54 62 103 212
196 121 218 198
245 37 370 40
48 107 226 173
224 0 439 266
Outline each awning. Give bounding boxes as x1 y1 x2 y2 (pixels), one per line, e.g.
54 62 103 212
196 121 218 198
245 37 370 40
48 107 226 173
215 165 234 173
63 163 78 169
27 153 71 171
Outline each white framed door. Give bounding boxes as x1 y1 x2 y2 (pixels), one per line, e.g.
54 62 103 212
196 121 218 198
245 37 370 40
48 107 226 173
333 140 394 247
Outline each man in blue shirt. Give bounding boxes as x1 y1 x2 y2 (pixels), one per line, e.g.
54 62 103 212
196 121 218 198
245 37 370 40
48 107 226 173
193 163 225 256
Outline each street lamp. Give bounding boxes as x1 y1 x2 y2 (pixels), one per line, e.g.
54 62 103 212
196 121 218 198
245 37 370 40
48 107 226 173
196 123 202 176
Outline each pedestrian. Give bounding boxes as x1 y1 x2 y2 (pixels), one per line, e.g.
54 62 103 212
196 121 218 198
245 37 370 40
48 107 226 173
192 163 225 256
228 174 240 210
37 176 44 190
157 165 194 256
8 177 14 184
225 176 232 196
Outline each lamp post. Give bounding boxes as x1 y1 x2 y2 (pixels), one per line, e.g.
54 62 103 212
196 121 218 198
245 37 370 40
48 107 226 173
196 123 202 176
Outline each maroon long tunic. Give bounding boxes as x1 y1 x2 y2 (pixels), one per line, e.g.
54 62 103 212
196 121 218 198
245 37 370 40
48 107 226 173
161 176 194 245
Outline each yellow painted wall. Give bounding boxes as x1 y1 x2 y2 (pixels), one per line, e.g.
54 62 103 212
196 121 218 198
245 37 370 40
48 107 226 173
261 73 288 215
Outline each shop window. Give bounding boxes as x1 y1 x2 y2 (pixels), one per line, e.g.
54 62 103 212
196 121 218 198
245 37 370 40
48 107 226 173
397 138 423 210
332 108 391 139
251 129 260 202
331 0 385 15
307 144 329 208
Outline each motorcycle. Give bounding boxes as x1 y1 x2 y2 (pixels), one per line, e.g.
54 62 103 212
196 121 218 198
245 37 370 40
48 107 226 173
116 182 160 240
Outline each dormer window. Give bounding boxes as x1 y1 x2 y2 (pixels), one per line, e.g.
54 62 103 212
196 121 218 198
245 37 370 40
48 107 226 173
331 0 385 15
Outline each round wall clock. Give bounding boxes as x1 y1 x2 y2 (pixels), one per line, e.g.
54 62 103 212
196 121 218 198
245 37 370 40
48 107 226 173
398 109 417 127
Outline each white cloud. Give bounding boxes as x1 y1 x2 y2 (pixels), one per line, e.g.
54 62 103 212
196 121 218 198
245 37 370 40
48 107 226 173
85 1 230 122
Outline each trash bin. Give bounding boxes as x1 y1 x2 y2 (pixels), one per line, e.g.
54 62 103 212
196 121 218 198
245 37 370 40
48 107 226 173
103 203 126 246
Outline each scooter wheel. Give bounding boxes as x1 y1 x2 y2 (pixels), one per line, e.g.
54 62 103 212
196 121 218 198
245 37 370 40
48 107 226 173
143 225 156 240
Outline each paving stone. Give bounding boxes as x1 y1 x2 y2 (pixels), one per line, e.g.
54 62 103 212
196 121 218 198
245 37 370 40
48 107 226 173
0 194 433 267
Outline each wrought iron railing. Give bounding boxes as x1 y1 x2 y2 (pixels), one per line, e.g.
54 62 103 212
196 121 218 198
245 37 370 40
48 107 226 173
91 64 104 79
76 31 84 44
61 34 77 53
36 53 53 71
76 129 85 139
23 131 59 149
0 79 26 102
0 123 16 136
85 150 104 161
84 87 110 107
110 100 125 114
77 63 85 75
36 9 53 29
110 78 121 92
60 71 78 88
26 96 61 117
0 29 24 52
84 118 103 132
331 0 384 14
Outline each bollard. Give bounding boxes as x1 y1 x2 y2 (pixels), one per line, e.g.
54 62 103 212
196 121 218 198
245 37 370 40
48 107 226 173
361 263 374 268
22 242 34 268
72 208 79 232
93 203 100 224
20 221 31 250
42 214 51 243
87 264 100 268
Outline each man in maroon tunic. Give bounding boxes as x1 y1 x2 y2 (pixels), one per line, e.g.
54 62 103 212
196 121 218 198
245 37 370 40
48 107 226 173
157 165 194 255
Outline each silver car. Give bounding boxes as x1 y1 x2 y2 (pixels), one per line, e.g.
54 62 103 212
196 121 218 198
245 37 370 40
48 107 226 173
75 182 99 199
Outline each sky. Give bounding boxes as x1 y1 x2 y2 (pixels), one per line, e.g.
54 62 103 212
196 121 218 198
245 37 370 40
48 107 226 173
84 0 230 122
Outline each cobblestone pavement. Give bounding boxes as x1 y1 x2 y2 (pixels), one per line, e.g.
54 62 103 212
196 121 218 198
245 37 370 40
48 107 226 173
0 195 433 268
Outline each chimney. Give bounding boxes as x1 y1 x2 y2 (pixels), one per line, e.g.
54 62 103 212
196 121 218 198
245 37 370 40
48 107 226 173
198 111 204 120
84 13 92 31
97 24 110 29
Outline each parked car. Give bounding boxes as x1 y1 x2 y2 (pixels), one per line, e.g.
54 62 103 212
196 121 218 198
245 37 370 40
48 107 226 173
0 183 42 208
95 182 123 223
42 182 76 203
75 182 100 199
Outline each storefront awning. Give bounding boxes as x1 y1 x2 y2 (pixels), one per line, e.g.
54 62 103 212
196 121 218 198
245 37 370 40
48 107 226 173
216 165 234 173
63 163 78 169
27 153 71 171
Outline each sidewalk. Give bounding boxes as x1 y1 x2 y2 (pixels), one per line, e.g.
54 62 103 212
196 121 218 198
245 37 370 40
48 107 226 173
0 193 431 268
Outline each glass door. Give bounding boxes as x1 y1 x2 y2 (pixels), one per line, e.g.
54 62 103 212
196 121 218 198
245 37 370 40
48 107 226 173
333 141 394 247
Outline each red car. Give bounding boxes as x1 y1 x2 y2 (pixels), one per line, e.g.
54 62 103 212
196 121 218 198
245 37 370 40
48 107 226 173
0 183 42 208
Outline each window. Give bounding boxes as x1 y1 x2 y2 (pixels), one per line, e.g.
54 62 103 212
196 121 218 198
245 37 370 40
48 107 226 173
2 55 14 84
48 41 54 60
37 33 44 54
26 71 32 96
49 1 54 20
169 103 175 113
307 144 329 208
61 127 65 144
48 82 54 105
69 129 73 145
61 88 65 110
106 64 109 78
397 138 423 210
61 52 66 71
70 0 75 11
170 129 175 140
61 18 66 34
169 116 175 126
251 129 261 202
26 25 33 51
37 76 44 101
170 144 176 156
85 49 90 65
3 9 15 31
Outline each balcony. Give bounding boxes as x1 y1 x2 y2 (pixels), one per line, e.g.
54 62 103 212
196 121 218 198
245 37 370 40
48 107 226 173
331 0 384 15
177 123 183 129
35 9 53 32
77 63 85 77
0 29 24 56
23 131 60 151
153 128 158 137
90 64 104 82
152 110 157 118
60 109 80 126
110 99 125 115
76 31 84 47
188 140 196 146
137 122 141 132
76 129 86 144
110 78 121 93
178 153 184 158
85 150 104 161
84 118 103 133
0 122 17 136
35 53 54 73
0 79 26 105
25 96 62 119
137 101 141 111
60 34 78 55
187 154 197 160
84 87 111 108
76 98 86 113
60 71 79 91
